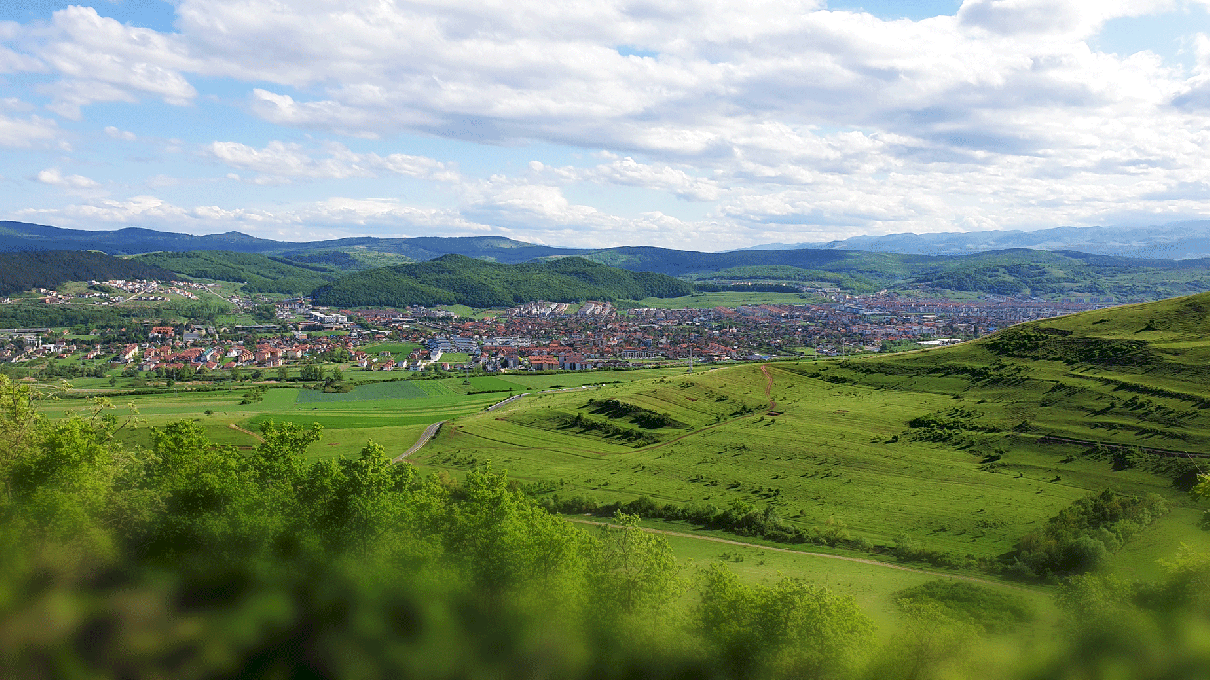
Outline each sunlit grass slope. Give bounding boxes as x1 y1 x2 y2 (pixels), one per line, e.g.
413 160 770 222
416 293 1210 569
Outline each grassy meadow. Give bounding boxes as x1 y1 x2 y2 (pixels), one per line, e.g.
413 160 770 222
412 294 1210 582
29 293 1210 643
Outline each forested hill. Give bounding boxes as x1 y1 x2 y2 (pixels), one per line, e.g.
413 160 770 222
0 251 174 296
133 250 339 295
0 221 585 262
8 221 1210 300
310 254 694 307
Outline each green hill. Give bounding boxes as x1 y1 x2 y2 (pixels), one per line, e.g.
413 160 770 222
416 292 1210 580
310 254 694 307
0 250 175 297
8 221 1210 300
133 250 339 295
611 247 1210 299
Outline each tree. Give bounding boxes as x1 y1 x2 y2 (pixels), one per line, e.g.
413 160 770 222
300 364 324 382
696 562 874 679
252 303 276 322
589 512 683 616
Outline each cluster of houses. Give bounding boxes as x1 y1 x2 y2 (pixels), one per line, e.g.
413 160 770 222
2 286 1129 377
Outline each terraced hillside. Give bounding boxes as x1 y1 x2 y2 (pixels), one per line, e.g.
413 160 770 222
415 293 1210 577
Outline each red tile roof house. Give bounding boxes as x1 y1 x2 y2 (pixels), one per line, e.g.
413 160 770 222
528 355 559 371
560 354 593 371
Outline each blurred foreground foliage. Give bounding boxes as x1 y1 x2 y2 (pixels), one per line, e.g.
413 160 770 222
0 374 1208 679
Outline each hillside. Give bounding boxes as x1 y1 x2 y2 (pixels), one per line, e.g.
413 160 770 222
744 220 1210 259
8 221 1210 300
0 250 175 297
587 247 1210 299
416 292 1210 579
132 250 339 295
0 221 587 262
310 254 694 307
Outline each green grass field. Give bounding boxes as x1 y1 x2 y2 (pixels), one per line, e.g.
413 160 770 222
361 342 420 357
582 516 1056 637
32 294 1210 609
413 294 1210 581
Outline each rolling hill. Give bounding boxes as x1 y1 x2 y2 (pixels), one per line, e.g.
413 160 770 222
416 292 1210 578
0 250 175 297
310 254 694 307
0 221 587 263
7 221 1210 300
132 250 340 295
743 220 1210 259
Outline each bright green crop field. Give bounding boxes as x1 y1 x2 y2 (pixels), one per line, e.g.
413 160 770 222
41 368 700 463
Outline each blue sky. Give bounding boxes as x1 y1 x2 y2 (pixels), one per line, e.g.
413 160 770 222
1 0 1209 249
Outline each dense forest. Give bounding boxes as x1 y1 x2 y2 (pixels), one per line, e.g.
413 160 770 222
311 254 694 307
0 251 174 297
132 251 339 295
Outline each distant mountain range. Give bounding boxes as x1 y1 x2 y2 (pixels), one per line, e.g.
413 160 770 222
739 221 1210 259
6 220 1210 301
0 221 580 263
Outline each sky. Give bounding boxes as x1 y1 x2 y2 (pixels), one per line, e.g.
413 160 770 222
1 0 1209 250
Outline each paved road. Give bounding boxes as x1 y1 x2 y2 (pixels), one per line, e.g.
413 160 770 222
486 393 529 411
393 420 446 462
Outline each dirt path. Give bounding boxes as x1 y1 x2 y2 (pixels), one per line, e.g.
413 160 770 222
760 364 777 413
228 422 264 442
394 420 446 462
566 518 1033 592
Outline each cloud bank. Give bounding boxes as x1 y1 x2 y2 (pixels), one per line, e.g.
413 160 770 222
0 0 1208 247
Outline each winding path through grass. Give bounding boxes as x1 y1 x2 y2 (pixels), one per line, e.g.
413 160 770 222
394 420 446 462
567 517 1032 592
760 363 778 413
228 422 264 442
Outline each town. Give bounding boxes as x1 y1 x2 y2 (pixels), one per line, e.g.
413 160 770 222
0 281 1120 381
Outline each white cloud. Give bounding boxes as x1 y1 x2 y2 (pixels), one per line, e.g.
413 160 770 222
35 168 99 189
104 125 137 141
209 140 371 182
14 7 198 117
4 1 1210 246
207 140 459 183
956 0 1173 39
584 157 720 201
0 113 58 148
